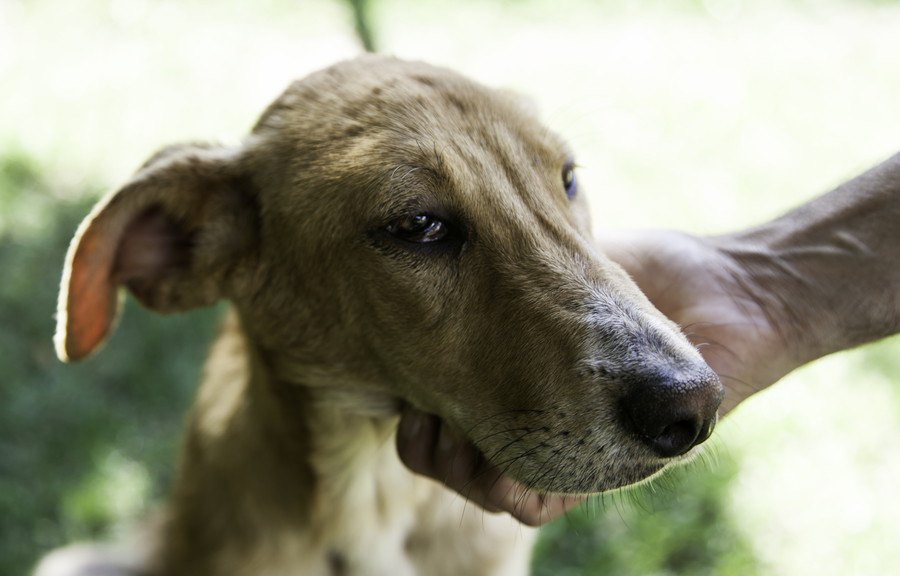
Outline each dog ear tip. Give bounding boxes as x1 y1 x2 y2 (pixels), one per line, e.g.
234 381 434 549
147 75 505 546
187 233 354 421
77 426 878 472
53 336 76 363
53 328 98 363
59 344 96 363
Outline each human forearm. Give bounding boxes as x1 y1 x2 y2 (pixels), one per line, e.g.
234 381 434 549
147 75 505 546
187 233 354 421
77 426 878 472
715 152 900 370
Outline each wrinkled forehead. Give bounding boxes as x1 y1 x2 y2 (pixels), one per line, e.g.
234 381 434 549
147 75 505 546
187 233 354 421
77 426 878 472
254 57 574 221
257 58 569 168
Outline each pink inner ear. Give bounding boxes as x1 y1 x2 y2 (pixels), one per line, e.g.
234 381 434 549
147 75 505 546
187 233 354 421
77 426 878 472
63 222 120 361
61 207 187 361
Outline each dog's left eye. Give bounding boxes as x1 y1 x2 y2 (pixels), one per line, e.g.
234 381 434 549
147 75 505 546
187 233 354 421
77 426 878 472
386 213 449 243
562 163 577 199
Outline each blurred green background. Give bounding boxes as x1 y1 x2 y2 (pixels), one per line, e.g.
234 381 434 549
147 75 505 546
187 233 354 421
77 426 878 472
2 1 900 574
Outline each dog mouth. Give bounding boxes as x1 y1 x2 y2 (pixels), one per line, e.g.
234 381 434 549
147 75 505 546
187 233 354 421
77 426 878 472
395 405 669 526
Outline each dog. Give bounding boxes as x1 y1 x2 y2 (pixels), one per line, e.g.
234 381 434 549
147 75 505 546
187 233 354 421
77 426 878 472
39 55 723 576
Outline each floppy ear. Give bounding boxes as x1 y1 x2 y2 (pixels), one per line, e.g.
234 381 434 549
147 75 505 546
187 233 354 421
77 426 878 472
55 143 259 362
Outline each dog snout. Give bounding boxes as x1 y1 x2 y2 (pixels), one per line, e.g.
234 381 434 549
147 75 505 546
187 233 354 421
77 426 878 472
621 367 724 457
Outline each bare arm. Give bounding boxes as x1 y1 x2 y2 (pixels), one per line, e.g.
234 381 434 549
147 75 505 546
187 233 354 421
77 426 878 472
721 153 900 370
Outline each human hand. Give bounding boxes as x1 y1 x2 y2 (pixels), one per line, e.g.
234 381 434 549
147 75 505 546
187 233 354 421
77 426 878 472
395 405 586 527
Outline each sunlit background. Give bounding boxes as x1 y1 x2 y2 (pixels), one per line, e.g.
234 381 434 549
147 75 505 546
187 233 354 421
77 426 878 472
2 1 899 574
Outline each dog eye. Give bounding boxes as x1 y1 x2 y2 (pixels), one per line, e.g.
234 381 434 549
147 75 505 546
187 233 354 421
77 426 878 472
562 163 577 199
386 213 449 243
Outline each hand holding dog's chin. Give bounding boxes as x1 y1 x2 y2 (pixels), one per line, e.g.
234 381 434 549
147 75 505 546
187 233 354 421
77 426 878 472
395 406 585 527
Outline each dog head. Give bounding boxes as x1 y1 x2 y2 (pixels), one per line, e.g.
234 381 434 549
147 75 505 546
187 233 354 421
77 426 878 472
57 56 722 495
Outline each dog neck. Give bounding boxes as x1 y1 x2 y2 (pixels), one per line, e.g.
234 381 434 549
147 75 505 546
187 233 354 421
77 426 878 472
155 308 433 575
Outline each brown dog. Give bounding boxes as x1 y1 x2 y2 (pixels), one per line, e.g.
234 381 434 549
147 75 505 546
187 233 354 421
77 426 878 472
40 55 723 576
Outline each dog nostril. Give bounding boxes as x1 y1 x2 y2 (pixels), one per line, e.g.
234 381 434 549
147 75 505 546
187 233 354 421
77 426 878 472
648 419 703 458
621 368 723 458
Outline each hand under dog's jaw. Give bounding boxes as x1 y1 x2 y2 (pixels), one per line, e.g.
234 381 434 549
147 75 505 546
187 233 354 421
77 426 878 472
395 405 588 526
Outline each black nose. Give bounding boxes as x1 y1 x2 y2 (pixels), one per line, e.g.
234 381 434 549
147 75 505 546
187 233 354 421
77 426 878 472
621 367 724 457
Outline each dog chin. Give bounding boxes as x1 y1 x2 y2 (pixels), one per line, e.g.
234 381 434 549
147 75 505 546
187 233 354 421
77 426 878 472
511 457 670 495
425 412 672 496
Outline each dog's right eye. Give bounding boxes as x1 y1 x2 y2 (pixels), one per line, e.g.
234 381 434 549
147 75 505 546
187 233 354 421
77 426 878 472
386 213 450 243
562 162 577 199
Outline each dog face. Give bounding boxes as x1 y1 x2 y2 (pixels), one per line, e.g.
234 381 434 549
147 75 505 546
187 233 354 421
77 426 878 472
57 56 722 495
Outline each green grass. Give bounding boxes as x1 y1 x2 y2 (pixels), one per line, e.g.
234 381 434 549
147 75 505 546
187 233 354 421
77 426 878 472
3 1 900 574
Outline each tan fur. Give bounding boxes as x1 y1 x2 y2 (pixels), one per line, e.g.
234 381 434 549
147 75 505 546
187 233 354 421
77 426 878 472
40 56 721 575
